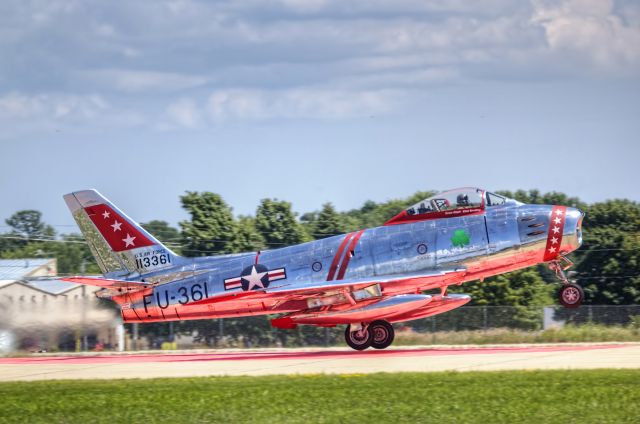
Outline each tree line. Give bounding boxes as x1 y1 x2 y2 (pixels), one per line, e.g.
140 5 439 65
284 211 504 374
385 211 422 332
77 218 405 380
0 189 638 309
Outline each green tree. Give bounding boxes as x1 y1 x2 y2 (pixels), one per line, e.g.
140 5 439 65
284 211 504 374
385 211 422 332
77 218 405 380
179 192 239 257
5 210 55 241
496 189 587 210
142 220 182 254
574 199 640 304
49 234 100 275
236 216 265 252
449 269 554 329
342 190 436 229
313 203 346 239
255 199 310 248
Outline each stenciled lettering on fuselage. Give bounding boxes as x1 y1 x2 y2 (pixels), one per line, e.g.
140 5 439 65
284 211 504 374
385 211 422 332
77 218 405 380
144 281 210 312
224 264 287 291
134 248 172 271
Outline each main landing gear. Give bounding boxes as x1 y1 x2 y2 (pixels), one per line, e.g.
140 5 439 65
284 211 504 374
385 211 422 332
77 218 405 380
345 320 395 350
550 255 584 308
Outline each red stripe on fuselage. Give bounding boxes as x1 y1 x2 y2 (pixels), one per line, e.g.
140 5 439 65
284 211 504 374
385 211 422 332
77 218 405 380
336 229 365 280
327 232 354 281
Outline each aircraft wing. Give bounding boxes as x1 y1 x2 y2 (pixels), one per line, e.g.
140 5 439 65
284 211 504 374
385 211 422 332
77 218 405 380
190 267 467 306
265 267 466 296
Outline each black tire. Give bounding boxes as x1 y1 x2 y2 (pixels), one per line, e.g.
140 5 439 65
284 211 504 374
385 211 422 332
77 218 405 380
370 320 395 350
558 283 584 308
345 325 372 350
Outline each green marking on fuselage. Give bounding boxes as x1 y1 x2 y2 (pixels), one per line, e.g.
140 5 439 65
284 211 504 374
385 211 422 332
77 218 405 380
451 229 470 248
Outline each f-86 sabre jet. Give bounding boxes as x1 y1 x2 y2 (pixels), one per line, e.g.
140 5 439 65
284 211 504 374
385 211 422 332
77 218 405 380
62 188 584 350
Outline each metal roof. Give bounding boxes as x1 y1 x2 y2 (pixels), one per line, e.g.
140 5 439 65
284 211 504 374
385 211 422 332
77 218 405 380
0 259 54 280
0 259 81 295
26 279 80 295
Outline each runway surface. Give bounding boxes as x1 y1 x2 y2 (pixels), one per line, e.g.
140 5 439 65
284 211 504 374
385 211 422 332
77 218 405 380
1 343 638 381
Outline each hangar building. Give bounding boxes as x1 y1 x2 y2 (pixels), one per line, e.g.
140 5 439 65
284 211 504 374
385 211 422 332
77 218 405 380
0 258 123 353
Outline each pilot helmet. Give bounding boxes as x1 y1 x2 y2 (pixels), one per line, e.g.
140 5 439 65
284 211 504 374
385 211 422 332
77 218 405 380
456 193 469 206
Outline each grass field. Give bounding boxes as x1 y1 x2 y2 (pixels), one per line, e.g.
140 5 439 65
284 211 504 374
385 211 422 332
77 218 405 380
0 370 638 423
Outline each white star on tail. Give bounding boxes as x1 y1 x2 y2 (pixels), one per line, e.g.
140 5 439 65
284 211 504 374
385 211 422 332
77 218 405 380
548 246 556 253
552 226 560 234
555 209 563 216
243 266 268 290
111 220 122 232
554 217 562 224
122 233 136 248
551 237 559 245
102 211 110 219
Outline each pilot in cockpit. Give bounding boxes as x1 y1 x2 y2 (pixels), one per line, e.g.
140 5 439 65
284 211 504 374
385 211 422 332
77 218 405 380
456 193 470 207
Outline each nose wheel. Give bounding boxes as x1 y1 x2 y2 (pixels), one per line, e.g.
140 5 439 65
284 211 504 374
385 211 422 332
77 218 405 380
550 256 584 308
558 283 584 308
345 320 395 350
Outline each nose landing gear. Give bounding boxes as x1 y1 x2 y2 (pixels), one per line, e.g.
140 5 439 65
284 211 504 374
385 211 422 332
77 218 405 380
558 283 584 308
550 255 584 308
345 320 395 350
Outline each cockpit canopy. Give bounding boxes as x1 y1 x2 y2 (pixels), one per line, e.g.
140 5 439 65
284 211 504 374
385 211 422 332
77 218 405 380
385 187 510 225
407 188 483 215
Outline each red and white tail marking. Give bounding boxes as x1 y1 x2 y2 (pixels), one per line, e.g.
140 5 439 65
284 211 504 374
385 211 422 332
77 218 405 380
84 204 154 252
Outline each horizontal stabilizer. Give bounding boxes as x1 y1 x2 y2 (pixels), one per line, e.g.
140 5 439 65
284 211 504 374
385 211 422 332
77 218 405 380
61 276 150 298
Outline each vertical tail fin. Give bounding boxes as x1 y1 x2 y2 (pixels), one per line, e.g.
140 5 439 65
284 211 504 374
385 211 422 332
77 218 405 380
64 189 182 278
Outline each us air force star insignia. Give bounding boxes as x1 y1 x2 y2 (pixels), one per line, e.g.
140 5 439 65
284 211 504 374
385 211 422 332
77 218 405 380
224 265 287 291
241 264 269 291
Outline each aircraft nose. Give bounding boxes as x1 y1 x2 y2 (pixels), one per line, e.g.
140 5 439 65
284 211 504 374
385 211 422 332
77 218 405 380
564 207 584 249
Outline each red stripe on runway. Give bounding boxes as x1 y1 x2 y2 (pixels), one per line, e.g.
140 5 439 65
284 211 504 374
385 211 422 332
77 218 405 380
327 232 354 281
0 345 627 365
336 229 365 280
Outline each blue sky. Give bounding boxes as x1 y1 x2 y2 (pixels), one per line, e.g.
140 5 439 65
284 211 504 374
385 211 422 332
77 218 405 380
0 0 638 231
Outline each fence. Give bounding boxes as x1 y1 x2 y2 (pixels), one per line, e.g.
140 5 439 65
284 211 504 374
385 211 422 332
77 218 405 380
127 304 640 350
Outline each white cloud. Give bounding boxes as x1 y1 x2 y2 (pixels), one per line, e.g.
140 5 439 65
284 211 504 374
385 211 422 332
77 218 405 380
165 97 202 128
0 0 638 134
0 92 108 120
0 92 146 139
81 69 208 93
206 88 398 121
532 0 640 73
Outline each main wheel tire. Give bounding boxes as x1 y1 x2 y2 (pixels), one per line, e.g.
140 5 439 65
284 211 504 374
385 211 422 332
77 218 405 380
558 283 584 308
370 320 395 350
345 325 372 350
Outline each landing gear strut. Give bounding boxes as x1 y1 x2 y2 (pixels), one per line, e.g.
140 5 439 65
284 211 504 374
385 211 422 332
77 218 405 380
345 320 395 350
550 255 584 308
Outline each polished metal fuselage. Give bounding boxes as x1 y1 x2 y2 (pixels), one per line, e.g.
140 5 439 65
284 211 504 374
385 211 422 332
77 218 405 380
116 200 582 323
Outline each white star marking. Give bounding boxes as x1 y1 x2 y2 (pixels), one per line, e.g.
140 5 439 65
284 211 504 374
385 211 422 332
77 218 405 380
552 226 560 234
555 209 563 216
548 246 556 253
242 266 268 290
551 237 559 244
102 211 110 219
554 217 562 225
122 233 136 248
111 220 122 232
